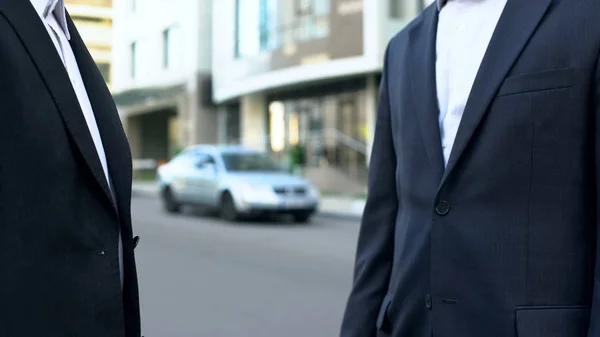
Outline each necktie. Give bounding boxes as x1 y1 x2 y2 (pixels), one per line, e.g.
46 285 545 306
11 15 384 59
45 14 67 66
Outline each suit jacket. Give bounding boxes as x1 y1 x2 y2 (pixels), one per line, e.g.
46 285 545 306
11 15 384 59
0 0 141 336
341 0 600 336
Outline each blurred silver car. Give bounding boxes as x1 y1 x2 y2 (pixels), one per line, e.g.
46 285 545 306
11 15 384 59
156 145 320 223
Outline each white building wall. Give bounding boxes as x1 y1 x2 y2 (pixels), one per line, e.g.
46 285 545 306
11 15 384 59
112 0 211 92
197 0 212 73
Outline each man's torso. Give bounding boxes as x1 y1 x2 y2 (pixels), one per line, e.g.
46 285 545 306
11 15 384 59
0 0 139 335
379 0 600 336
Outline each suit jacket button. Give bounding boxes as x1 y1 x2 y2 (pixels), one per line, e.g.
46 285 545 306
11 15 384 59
435 200 450 216
425 294 432 309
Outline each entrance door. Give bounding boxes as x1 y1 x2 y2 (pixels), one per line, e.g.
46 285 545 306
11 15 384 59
140 108 177 162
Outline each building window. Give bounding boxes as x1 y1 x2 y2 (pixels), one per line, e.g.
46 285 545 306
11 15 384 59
390 0 428 18
66 0 113 7
235 0 330 59
162 25 181 69
235 0 261 58
298 0 330 40
130 41 137 78
96 62 111 83
162 29 169 68
265 81 370 181
235 0 281 58
389 0 405 18
70 15 106 24
269 101 285 152
163 28 171 68
296 0 313 15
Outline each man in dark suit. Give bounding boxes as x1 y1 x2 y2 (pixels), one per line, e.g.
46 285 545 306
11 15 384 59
0 0 140 336
341 0 600 336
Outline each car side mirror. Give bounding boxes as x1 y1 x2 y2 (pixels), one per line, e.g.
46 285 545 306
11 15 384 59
197 160 216 172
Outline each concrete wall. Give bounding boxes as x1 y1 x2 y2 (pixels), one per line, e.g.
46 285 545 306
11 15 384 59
125 115 141 159
190 75 218 145
240 94 267 151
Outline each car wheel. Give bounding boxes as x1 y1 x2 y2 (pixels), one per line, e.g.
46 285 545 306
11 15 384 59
219 192 239 222
161 186 181 214
292 212 312 224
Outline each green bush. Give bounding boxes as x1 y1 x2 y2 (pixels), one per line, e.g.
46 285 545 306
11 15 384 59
289 144 306 167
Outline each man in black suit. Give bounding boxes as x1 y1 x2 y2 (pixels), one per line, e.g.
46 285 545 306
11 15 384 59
0 0 140 336
341 0 600 336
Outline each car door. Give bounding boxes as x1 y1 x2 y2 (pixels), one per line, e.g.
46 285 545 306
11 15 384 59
187 153 218 205
196 155 220 207
168 153 198 202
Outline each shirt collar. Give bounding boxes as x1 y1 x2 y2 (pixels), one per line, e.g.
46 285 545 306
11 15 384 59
30 0 71 40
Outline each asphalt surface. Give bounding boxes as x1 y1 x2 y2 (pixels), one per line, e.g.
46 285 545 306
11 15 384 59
132 196 361 337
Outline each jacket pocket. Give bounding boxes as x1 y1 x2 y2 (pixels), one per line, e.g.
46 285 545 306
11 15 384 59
497 68 572 97
376 293 393 331
515 305 590 337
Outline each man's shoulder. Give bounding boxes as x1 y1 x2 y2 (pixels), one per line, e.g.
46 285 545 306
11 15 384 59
386 6 433 55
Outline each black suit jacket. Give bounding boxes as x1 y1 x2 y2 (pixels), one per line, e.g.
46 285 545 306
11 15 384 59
0 1 140 336
342 0 600 336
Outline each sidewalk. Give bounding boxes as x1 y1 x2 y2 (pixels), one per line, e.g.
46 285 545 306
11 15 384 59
132 181 365 219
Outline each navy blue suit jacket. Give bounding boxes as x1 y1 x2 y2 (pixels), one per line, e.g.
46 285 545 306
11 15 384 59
342 0 600 336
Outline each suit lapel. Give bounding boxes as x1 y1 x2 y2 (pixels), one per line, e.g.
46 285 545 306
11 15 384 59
408 6 445 182
439 0 552 188
0 0 115 211
67 16 133 225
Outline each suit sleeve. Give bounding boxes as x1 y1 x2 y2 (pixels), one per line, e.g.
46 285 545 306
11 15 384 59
340 44 398 337
589 51 600 337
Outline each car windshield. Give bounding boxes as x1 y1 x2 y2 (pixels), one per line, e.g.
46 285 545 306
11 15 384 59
221 152 282 172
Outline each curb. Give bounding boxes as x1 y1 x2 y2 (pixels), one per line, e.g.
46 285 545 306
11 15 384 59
132 189 160 198
317 211 362 221
131 185 363 220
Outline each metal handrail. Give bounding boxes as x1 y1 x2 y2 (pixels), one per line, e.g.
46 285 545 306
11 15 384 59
312 128 367 155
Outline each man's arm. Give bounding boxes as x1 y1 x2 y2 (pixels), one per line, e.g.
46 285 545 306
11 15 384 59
340 44 398 337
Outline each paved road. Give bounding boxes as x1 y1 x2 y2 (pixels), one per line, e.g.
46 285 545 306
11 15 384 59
132 196 360 337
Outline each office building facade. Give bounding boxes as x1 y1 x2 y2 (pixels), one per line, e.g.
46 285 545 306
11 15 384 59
212 0 427 194
66 0 113 88
111 0 214 163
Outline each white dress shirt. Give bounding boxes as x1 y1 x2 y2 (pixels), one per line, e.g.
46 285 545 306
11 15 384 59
29 0 124 288
436 0 507 165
